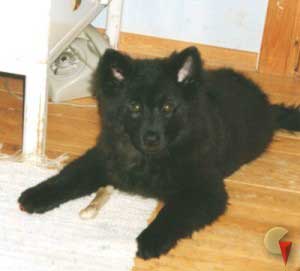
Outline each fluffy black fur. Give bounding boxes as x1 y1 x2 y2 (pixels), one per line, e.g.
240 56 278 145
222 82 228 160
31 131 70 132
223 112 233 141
18 47 300 259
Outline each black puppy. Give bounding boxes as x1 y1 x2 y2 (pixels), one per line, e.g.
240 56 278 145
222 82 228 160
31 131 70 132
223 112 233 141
18 47 300 259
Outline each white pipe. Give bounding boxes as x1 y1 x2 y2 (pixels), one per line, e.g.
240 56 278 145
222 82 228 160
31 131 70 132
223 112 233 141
105 0 124 49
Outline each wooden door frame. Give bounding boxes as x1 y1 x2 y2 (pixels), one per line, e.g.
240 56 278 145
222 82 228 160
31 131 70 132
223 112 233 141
258 0 300 77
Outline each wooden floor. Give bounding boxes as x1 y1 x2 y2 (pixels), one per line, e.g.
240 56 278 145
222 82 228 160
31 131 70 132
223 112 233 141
1 59 300 270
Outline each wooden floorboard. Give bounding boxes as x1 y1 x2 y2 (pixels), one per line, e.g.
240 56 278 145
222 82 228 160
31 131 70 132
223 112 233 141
229 140 300 193
134 182 300 271
0 56 300 270
117 31 258 71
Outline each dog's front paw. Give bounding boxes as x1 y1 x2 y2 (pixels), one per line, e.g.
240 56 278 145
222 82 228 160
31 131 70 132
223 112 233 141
136 226 176 260
18 180 61 214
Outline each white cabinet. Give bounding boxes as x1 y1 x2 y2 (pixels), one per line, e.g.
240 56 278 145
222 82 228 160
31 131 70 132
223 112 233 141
0 0 123 164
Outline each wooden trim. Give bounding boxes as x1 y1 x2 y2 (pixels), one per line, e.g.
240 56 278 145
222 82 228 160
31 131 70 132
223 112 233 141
286 1 300 77
258 0 300 76
98 28 258 71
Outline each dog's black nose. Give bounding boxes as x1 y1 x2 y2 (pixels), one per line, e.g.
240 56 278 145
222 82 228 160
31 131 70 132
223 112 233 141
143 131 160 146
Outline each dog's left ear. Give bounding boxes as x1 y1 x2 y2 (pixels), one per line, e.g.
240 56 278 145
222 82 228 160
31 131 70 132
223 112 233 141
168 46 203 84
99 49 132 83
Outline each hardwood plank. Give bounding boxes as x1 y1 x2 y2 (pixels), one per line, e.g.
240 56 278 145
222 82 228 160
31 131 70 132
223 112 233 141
0 92 100 158
97 28 258 71
0 75 23 95
46 114 99 155
133 182 300 271
242 70 300 98
229 147 300 193
271 133 300 153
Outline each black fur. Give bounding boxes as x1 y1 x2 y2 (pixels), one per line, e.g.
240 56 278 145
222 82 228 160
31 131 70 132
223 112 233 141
18 47 300 259
270 104 300 131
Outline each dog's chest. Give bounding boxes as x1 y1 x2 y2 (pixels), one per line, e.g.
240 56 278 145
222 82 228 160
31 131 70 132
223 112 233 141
106 154 180 199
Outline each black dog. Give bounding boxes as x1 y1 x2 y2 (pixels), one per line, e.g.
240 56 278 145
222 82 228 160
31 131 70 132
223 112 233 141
18 47 300 259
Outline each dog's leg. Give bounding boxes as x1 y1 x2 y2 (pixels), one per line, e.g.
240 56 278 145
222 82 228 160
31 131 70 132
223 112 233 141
79 185 114 219
18 147 108 214
137 183 228 259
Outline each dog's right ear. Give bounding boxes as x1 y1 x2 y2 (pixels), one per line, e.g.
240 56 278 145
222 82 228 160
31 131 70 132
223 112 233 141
168 46 203 84
99 49 132 83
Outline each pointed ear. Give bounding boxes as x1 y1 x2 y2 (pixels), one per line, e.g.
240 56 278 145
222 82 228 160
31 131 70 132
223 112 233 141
100 49 132 82
168 46 203 84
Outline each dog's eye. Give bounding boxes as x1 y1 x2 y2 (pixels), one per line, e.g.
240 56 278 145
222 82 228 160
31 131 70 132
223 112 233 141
162 103 174 113
129 102 142 113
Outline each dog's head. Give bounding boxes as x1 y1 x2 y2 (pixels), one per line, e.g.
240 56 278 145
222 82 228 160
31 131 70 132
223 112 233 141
94 47 203 155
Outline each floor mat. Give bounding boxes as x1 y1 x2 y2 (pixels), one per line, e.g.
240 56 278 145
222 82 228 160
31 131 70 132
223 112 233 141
0 161 157 271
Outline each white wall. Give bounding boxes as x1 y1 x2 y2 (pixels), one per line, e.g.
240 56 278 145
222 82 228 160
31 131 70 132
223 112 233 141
93 0 269 53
